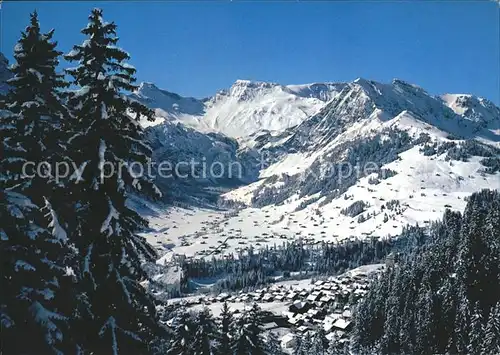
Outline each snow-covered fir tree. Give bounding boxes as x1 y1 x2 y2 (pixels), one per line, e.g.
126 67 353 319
327 339 347 355
232 303 266 355
297 331 312 355
482 302 500 354
311 327 328 355
0 11 69 205
0 12 79 355
292 332 303 355
63 8 160 354
467 302 484 354
192 307 217 355
351 189 500 354
264 331 283 355
216 301 234 355
0 189 78 354
167 309 195 355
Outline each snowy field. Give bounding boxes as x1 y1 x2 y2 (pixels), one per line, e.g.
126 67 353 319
141 144 500 263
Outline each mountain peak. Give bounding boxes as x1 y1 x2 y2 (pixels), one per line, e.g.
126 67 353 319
232 79 279 87
130 82 205 121
392 78 428 96
228 79 282 102
135 81 187 102
137 81 159 91
441 93 500 129
353 77 370 84
286 82 347 102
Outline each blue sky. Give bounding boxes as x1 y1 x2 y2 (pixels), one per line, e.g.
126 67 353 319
1 1 499 103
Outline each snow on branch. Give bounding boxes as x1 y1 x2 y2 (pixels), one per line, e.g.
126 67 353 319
100 197 120 237
99 317 119 355
43 198 68 242
29 301 67 346
98 139 107 181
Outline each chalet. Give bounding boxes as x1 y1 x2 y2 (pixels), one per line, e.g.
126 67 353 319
326 332 336 342
289 301 311 314
275 294 285 302
324 322 335 333
216 293 229 302
241 295 250 302
342 309 352 318
335 330 347 339
252 293 263 301
288 316 303 326
319 296 333 304
306 309 319 318
262 294 274 302
281 333 296 349
306 294 317 303
324 313 342 324
262 322 278 331
306 292 322 302
297 325 309 333
332 318 352 331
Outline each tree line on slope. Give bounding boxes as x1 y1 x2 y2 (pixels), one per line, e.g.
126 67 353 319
146 222 427 298
174 238 393 295
352 189 500 354
1 9 162 354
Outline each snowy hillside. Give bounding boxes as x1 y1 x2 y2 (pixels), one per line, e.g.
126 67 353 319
140 77 500 259
224 78 499 204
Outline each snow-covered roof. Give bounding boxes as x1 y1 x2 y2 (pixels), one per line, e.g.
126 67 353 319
332 318 351 330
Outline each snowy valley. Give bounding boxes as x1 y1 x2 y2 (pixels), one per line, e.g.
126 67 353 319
135 77 500 264
125 79 500 354
3 2 500 353
2 0 500 351
131 76 500 353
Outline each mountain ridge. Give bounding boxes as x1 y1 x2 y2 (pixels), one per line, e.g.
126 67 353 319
133 77 499 142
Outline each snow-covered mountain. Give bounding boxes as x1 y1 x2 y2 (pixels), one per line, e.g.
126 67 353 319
201 80 346 137
136 77 499 256
441 93 500 132
213 78 500 243
133 79 346 137
129 82 206 127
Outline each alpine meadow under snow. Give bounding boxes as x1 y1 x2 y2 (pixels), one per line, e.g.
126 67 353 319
1 7 500 355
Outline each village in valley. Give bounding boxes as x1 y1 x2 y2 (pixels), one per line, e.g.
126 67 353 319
161 263 386 351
